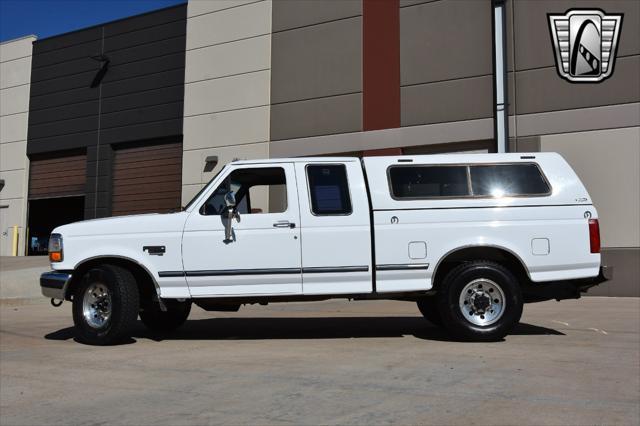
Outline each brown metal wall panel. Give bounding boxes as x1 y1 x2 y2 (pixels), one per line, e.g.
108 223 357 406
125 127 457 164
28 152 87 199
111 142 182 216
363 0 400 131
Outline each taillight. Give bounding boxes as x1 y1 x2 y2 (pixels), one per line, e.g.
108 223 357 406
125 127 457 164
588 219 600 253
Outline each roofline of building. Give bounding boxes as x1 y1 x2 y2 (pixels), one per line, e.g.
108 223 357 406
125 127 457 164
33 2 186 44
0 34 37 45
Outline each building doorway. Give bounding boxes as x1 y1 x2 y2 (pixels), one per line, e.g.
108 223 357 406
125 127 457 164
27 197 84 255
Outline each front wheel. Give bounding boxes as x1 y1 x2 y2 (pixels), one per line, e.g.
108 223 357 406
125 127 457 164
72 264 140 345
140 300 191 331
437 261 523 341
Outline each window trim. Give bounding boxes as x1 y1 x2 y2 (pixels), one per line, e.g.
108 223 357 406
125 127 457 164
199 165 289 216
386 162 553 201
184 165 227 212
305 163 353 216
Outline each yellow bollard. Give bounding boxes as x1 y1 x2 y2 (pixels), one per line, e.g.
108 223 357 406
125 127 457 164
11 225 19 256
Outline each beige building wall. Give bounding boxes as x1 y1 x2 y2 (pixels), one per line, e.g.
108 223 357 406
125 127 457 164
182 0 272 207
0 36 35 256
541 127 640 249
541 126 640 296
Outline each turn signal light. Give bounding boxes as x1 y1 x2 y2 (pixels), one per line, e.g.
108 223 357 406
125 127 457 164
49 251 62 262
48 234 63 262
588 219 601 254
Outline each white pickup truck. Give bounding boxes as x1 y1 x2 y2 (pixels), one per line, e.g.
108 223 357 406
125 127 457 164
41 153 610 344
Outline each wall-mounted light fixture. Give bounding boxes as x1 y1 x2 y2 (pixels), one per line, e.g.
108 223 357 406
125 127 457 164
204 155 218 172
89 54 110 88
0 179 7 209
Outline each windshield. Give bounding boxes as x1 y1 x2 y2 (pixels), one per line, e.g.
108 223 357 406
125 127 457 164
182 165 226 211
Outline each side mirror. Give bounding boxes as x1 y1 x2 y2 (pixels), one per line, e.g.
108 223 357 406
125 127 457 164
223 191 239 243
224 191 236 208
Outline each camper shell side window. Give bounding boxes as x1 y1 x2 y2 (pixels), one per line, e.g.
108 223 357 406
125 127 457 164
387 162 551 200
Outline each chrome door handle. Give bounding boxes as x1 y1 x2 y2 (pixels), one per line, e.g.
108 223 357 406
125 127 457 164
273 221 296 229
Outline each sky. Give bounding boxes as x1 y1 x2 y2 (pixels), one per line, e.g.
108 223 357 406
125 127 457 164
0 0 185 42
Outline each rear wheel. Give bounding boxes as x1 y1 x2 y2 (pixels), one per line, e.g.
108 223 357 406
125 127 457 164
140 300 191 331
417 296 442 326
72 264 139 345
437 261 523 341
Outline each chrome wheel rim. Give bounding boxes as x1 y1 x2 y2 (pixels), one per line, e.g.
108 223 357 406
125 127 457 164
459 278 505 326
82 283 112 329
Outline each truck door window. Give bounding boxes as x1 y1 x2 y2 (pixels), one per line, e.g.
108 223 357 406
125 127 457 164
201 167 287 215
306 164 352 215
388 166 470 199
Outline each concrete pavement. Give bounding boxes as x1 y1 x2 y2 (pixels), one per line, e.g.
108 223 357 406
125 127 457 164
1 297 638 425
0 256 49 300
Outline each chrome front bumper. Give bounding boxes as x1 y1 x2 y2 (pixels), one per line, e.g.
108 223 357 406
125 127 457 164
40 271 72 300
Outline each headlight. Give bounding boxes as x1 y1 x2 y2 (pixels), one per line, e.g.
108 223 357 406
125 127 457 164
48 234 63 262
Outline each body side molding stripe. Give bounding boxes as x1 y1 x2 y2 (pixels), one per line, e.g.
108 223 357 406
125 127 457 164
376 263 429 271
158 271 185 277
159 266 371 277
187 268 301 277
302 266 369 273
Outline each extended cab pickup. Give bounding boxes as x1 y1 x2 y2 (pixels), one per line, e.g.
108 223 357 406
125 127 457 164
41 153 610 344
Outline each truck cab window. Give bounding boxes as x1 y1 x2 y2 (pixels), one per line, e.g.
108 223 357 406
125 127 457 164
201 167 287 215
307 164 352 215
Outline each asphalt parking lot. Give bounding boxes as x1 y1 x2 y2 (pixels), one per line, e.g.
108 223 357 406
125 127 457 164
1 297 638 425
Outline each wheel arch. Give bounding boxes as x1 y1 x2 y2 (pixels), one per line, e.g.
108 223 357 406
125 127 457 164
432 245 531 291
64 255 160 303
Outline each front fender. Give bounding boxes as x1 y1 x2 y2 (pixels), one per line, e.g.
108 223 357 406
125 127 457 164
54 233 189 299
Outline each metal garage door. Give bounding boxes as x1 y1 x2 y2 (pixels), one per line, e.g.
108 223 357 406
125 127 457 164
112 142 182 216
28 152 87 199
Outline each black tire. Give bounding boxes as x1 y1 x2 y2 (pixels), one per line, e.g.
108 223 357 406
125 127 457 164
140 299 191 331
437 261 523 341
72 264 140 345
417 296 443 326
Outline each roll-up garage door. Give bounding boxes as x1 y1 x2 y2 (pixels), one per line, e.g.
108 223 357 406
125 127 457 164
112 142 182 216
28 152 87 199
